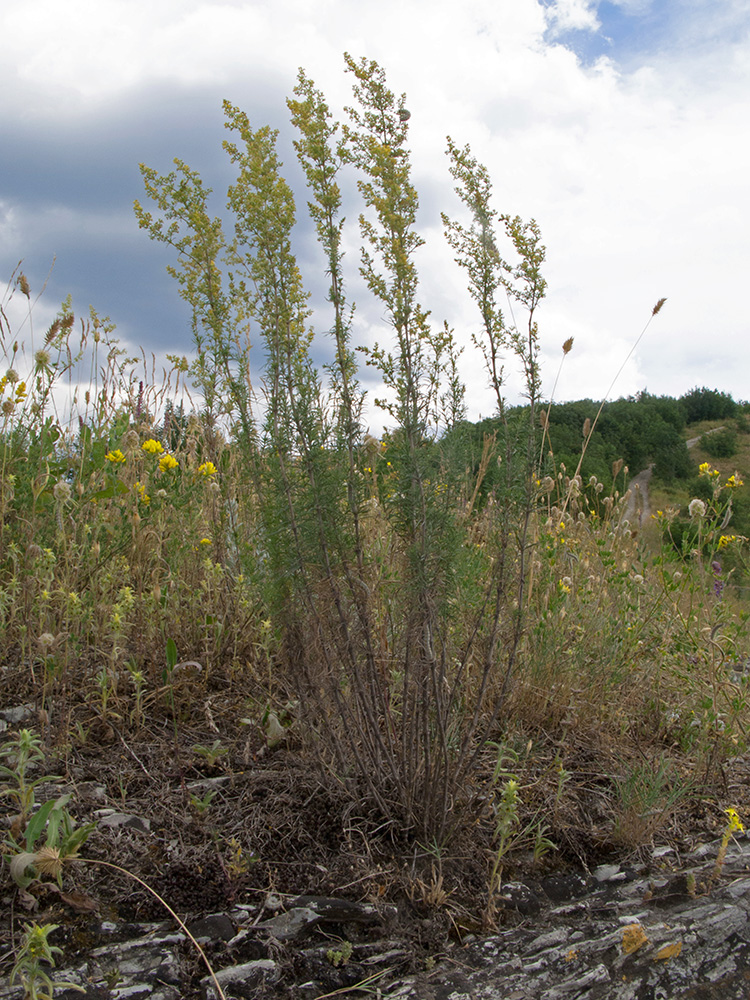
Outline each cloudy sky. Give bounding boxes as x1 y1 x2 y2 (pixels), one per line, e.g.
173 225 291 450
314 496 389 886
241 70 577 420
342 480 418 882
2 0 749 427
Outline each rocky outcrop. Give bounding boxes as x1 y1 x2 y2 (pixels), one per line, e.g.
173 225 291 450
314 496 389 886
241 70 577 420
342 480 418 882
385 842 750 999
2 836 750 999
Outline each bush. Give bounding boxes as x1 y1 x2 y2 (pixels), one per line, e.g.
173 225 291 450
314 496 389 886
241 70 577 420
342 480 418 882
702 427 737 458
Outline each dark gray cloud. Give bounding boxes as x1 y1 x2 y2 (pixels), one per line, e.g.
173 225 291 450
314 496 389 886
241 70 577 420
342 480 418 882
1 76 338 362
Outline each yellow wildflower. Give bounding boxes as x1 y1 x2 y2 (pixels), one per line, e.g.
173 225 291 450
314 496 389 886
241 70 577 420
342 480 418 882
725 808 745 833
105 449 126 464
142 439 164 455
199 537 212 546
134 481 150 505
699 462 720 478
718 535 737 549
159 453 179 472
197 461 217 477
726 474 744 489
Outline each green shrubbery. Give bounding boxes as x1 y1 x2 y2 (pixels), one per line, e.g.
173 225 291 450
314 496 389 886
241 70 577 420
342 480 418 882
702 427 738 458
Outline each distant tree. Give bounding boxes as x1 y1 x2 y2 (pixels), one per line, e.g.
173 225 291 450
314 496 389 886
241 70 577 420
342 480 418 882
679 387 737 424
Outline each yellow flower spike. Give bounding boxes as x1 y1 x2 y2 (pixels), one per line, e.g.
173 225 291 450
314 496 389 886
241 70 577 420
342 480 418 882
725 808 745 833
142 438 164 455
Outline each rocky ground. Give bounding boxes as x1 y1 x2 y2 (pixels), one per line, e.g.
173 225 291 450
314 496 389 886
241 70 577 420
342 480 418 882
4 694 750 999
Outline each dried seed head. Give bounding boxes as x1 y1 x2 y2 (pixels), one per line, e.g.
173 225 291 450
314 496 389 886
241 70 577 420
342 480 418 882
125 429 140 451
583 417 591 439
17 273 30 298
612 458 624 479
53 481 72 502
35 845 65 877
4 368 19 384
35 349 51 368
562 337 574 355
45 319 62 344
652 297 667 316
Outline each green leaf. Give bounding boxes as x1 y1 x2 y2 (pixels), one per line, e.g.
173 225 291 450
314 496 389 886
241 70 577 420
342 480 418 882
166 637 178 672
89 481 129 501
24 798 58 851
43 793 72 847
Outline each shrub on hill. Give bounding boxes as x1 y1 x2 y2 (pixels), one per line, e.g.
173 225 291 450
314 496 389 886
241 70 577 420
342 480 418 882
680 386 738 424
701 427 738 458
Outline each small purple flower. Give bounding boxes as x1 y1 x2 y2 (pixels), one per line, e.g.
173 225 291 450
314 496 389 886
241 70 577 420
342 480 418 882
712 560 724 599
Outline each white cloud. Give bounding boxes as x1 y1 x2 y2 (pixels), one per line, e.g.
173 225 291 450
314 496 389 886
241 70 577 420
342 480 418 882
544 0 601 35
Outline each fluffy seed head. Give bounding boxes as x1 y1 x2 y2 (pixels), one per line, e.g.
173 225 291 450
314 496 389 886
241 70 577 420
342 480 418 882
53 481 72 502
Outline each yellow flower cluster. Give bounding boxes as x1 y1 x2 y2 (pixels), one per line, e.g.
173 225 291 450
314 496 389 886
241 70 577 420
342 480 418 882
0 371 27 413
718 535 737 549
142 438 164 455
699 462 720 478
159 453 179 472
198 461 217 477
105 449 126 464
725 474 744 489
